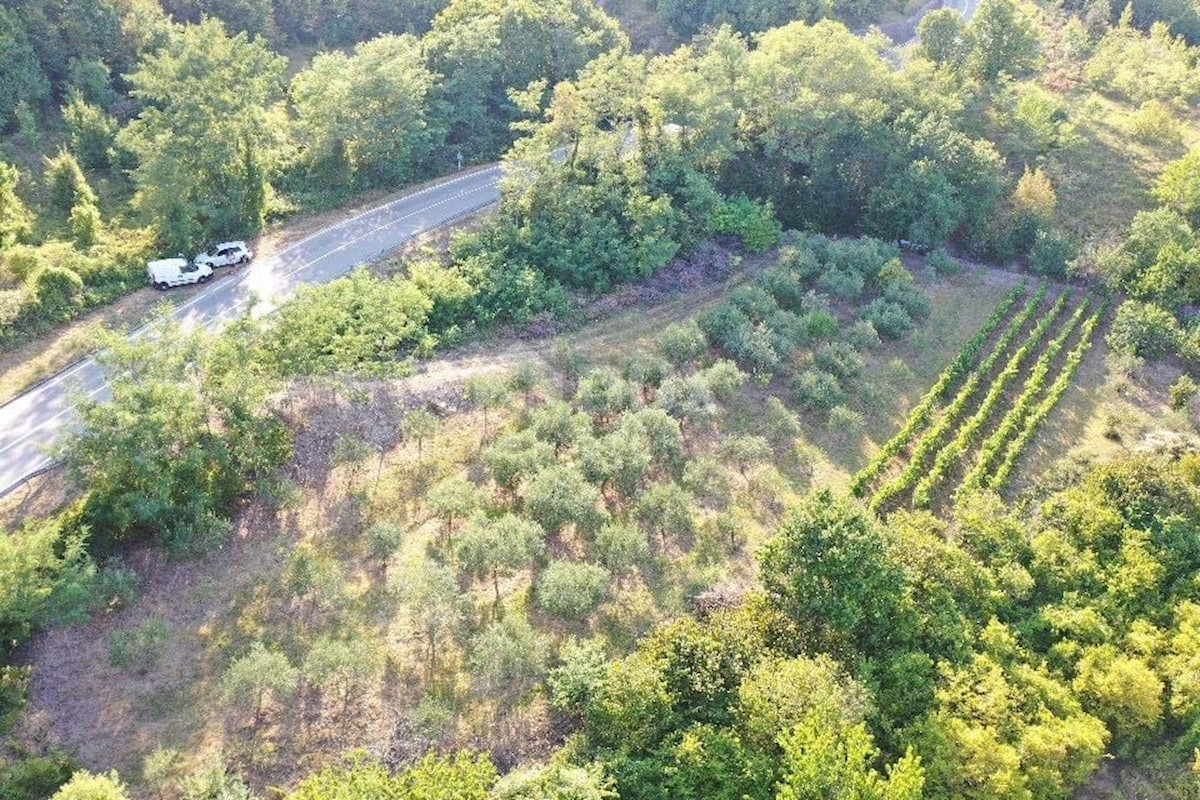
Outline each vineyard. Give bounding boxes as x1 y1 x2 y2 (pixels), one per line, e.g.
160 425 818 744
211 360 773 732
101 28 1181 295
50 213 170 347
852 280 1107 514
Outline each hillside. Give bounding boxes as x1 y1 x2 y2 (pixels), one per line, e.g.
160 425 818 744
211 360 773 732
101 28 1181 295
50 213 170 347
3 0 1200 799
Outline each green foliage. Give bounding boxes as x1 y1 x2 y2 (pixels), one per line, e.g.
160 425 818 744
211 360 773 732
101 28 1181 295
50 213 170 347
761 490 912 661
49 771 129 800
221 641 299 719
0 162 31 252
32 267 85 323
303 636 386 707
537 561 610 621
965 0 1041 82
776 711 924 800
0 752 76 800
1169 374 1198 409
550 638 609 714
456 513 545 601
792 369 844 412
470 612 551 698
594 522 651 574
291 34 440 187
118 19 288 250
107 617 173 672
0 7 49 129
61 323 290 554
524 466 608 535
712 195 782 253
492 762 615 800
1087 21 1200 104
266 270 435 377
424 0 626 157
285 753 496 800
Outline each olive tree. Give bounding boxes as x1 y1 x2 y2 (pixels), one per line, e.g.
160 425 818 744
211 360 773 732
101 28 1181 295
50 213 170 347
221 641 300 722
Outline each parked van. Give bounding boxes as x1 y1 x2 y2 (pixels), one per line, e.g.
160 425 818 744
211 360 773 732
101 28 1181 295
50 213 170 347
194 241 253 270
147 257 213 290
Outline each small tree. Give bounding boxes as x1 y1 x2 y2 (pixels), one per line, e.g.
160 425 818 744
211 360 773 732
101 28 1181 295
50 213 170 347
576 368 636 424
142 747 184 800
655 374 718 435
658 321 708 368
637 483 695 546
466 375 511 442
392 560 463 677
455 513 546 604
366 520 405 565
550 343 591 397
483 430 556 492
537 561 610 621
331 433 374 491
303 636 386 714
719 435 772 478
524 465 608 536
531 400 591 454
469 612 550 700
703 360 748 402
595 522 651 575
548 637 609 715
221 642 300 722
427 476 485 548
400 408 440 457
508 362 542 406
764 397 803 439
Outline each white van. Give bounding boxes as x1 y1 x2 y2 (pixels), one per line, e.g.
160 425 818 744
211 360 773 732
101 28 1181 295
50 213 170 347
194 241 253 270
147 257 213 290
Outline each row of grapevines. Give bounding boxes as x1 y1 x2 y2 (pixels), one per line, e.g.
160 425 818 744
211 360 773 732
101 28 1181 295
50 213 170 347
988 308 1105 489
959 296 1094 495
869 283 1051 513
910 289 1070 507
849 282 1028 497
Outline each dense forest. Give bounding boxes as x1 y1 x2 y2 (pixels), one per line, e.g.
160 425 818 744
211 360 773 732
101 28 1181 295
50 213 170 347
2 0 1200 798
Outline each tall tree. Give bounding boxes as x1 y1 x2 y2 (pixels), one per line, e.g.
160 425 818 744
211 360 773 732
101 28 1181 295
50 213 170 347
118 19 288 251
423 0 627 158
291 33 441 187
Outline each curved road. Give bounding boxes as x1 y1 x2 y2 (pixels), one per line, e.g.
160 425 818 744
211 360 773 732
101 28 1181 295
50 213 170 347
0 165 503 499
0 0 984 501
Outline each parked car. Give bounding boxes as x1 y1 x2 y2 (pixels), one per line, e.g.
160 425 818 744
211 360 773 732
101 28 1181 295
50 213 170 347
194 241 254 269
147 257 213 290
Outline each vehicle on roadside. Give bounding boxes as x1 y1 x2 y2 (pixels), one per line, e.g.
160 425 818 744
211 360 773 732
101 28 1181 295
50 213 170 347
194 241 254 269
147 257 213 290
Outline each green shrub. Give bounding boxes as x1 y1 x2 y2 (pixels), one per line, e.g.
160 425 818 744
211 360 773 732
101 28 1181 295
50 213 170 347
859 298 915 340
107 618 173 672
1107 300 1181 359
927 248 963 277
1169 374 1197 409
713 195 782 253
0 754 77 800
817 266 864 300
537 561 610 621
793 369 845 411
814 341 865 380
31 267 84 323
1030 228 1076 276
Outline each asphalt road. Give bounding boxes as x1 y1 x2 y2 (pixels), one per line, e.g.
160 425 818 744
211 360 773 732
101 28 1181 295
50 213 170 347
0 164 503 499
